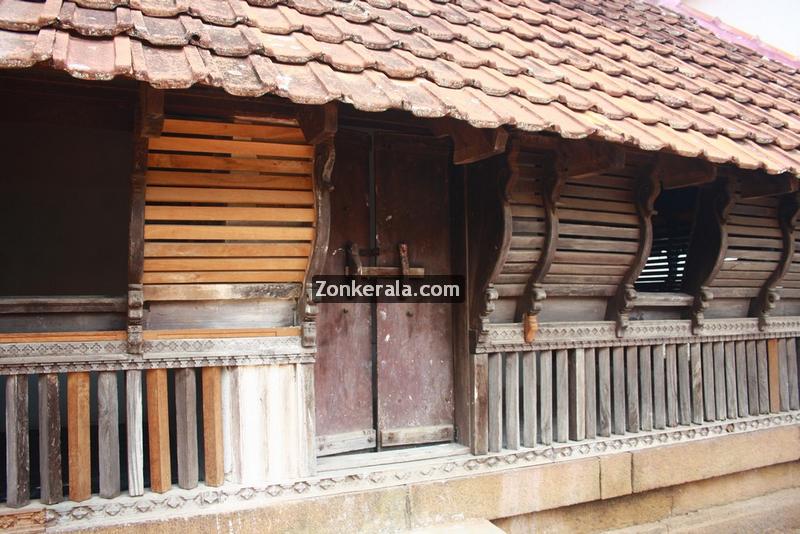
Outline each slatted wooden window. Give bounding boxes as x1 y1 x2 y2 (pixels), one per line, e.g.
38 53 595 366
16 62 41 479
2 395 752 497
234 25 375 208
542 164 641 297
144 117 314 292
494 151 546 300
635 187 699 292
711 195 781 298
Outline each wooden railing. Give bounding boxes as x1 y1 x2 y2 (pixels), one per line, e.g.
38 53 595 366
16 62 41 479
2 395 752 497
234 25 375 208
482 320 800 452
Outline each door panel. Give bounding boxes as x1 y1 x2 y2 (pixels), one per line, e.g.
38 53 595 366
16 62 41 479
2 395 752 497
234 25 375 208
315 130 374 451
374 133 454 445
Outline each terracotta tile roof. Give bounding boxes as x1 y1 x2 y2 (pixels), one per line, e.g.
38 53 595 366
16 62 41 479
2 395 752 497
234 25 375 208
1 0 800 175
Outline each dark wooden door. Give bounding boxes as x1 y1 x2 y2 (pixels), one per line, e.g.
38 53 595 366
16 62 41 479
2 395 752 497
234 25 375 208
316 130 455 454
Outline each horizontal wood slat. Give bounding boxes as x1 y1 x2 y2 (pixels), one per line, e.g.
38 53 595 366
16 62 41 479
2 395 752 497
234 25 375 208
0 331 126 343
145 117 315 295
142 327 300 339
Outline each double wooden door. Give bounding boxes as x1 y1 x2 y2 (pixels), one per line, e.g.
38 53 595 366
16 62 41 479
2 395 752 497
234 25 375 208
315 130 456 454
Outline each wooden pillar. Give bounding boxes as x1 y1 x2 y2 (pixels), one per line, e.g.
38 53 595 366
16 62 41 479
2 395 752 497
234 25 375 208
126 370 144 496
38 374 62 504
539 351 553 445
67 372 91 502
174 368 198 490
597 347 612 437
503 353 520 450
98 371 120 498
768 339 781 413
146 368 171 493
568 348 586 442
584 348 597 439
202 367 224 486
487 353 503 452
520 351 537 447
6 375 30 508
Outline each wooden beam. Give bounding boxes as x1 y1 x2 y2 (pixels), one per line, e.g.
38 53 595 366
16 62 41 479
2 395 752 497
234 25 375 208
297 102 337 145
146 368 171 493
67 372 91 502
429 118 509 165
139 84 164 138
737 173 798 199
6 375 29 508
652 153 716 190
517 135 626 180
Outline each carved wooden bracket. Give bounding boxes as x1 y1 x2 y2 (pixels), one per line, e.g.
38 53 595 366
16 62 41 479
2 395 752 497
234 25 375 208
428 118 509 165
684 176 737 334
652 153 716 190
298 103 337 347
127 85 164 354
751 192 800 329
606 171 660 337
517 134 626 180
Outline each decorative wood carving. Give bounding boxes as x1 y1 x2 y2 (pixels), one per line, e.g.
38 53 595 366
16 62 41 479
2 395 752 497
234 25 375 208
751 192 800 328
128 85 163 354
517 156 565 342
684 177 737 333
298 104 337 347
606 171 660 337
517 135 625 179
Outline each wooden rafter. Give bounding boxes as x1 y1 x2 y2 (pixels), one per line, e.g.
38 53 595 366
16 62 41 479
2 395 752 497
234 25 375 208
653 153 716 190
429 118 509 165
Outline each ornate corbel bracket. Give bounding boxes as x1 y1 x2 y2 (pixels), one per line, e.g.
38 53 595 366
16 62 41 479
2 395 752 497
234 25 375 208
128 284 144 354
474 285 499 347
688 176 737 334
751 191 800 330
607 170 660 337
298 104 337 348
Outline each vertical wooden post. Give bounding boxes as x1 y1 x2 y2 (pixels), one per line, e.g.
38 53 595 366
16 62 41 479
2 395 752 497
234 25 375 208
38 374 62 504
713 342 727 419
787 338 799 410
638 345 653 431
767 338 782 413
503 353 520 450
746 340 759 416
568 348 586 442
6 375 30 508
735 341 749 417
126 370 144 496
175 368 198 490
625 346 639 433
98 371 120 498
202 367 224 486
597 347 612 437
487 353 503 452
757 340 770 413
472 353 489 455
67 372 91 502
664 344 678 427
723 341 738 418
690 343 704 424
677 343 691 425
652 344 666 430
146 368 171 493
539 351 553 445
611 347 626 435
296 363 316 476
554 349 568 442
701 342 716 421
777 338 790 411
584 348 597 439
521 351 537 447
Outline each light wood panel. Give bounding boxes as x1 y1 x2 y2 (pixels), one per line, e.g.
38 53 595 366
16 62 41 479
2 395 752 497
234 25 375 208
67 372 91 502
146 369 171 493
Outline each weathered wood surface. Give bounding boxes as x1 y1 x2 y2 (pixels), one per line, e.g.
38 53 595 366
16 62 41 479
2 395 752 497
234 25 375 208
701 342 716 421
521 351 537 447
473 353 489 455
677 343 691 425
555 349 569 442
690 343 704 423
777 338 790 411
6 375 30 507
146 368 171 493
67 372 91 502
735 341 749 417
638 345 653 431
625 346 640 432
504 353 520 449
746 340 759 416
612 347 626 435
38 374 62 505
175 368 199 489
98 371 120 498
539 351 553 445
724 341 738 419
665 344 678 427
488 353 503 452
767 338 781 413
568 348 586 441
652 344 666 429
597 347 612 437
296 363 316 476
713 342 727 420
126 370 144 496
757 340 770 414
584 348 597 439
202 367 224 486
788 338 800 410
